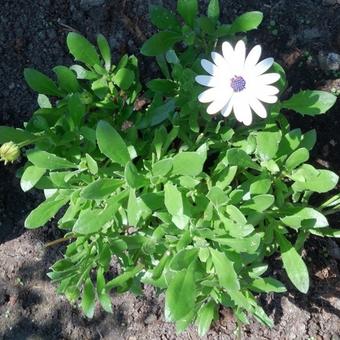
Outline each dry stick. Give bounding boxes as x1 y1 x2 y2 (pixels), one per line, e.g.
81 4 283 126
44 235 75 248
121 14 146 43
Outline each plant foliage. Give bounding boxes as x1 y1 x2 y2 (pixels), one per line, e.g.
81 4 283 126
0 0 338 336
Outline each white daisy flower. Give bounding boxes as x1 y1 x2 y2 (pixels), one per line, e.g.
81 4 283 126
195 40 280 126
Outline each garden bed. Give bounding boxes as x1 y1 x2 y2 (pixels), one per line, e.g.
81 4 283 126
0 0 339 339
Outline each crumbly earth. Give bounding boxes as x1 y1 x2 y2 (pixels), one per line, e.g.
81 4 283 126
0 0 340 339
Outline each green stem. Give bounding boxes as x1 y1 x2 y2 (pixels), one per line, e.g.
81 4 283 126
17 136 45 148
322 207 340 216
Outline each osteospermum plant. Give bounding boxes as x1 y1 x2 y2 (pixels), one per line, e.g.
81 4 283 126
0 0 339 336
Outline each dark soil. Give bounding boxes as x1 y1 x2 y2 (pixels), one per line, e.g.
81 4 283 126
0 0 339 339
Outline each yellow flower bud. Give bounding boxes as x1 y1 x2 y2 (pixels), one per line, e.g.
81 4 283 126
0 142 20 165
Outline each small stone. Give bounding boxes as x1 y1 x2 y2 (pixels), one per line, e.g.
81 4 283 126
80 0 105 10
144 313 157 325
319 52 340 71
303 28 321 41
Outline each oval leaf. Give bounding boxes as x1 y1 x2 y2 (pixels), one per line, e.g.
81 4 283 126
24 68 61 96
141 31 182 57
276 232 309 293
210 248 240 290
27 150 77 170
96 120 130 166
67 32 100 66
282 90 337 116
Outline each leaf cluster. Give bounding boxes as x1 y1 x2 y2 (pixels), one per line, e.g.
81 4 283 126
0 0 338 336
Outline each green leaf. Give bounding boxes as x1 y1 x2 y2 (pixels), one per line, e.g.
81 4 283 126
20 165 46 192
214 233 263 254
96 120 130 166
85 153 98 175
24 68 61 96
207 0 220 19
216 166 237 189
230 11 263 34
68 93 86 126
278 129 302 156
127 189 141 226
67 32 100 66
81 178 123 199
309 228 340 238
141 31 182 56
147 79 177 95
113 68 135 90
165 265 196 321
249 178 272 195
196 300 216 337
97 268 112 313
177 0 198 27
124 161 147 189
242 194 275 213
137 99 175 128
207 187 228 207
27 150 77 170
276 232 309 293
150 5 180 31
106 265 143 289
305 170 338 193
53 66 79 93
285 148 309 170
172 151 205 177
226 149 261 171
37 94 52 108
226 205 247 225
256 131 281 160
170 248 198 271
25 194 69 229
281 207 328 229
152 158 173 177
97 34 111 71
210 248 240 290
300 129 317 151
250 277 287 293
282 90 337 116
164 182 183 216
0 127 34 144
81 278 96 318
292 165 338 193
73 199 118 235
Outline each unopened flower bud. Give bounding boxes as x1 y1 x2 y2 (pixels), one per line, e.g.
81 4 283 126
0 142 20 165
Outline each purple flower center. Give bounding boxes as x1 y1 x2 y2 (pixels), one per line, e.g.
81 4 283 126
230 76 246 92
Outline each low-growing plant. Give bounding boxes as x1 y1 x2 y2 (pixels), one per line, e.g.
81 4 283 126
1 0 339 336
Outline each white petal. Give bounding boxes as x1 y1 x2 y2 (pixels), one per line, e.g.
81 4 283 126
244 45 262 70
248 96 267 118
211 52 226 68
253 57 274 76
234 40 246 73
233 94 253 125
201 59 218 75
222 41 234 61
206 90 233 115
256 73 280 85
221 96 234 117
256 85 279 96
198 87 221 103
195 75 221 87
235 40 246 63
256 94 278 104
